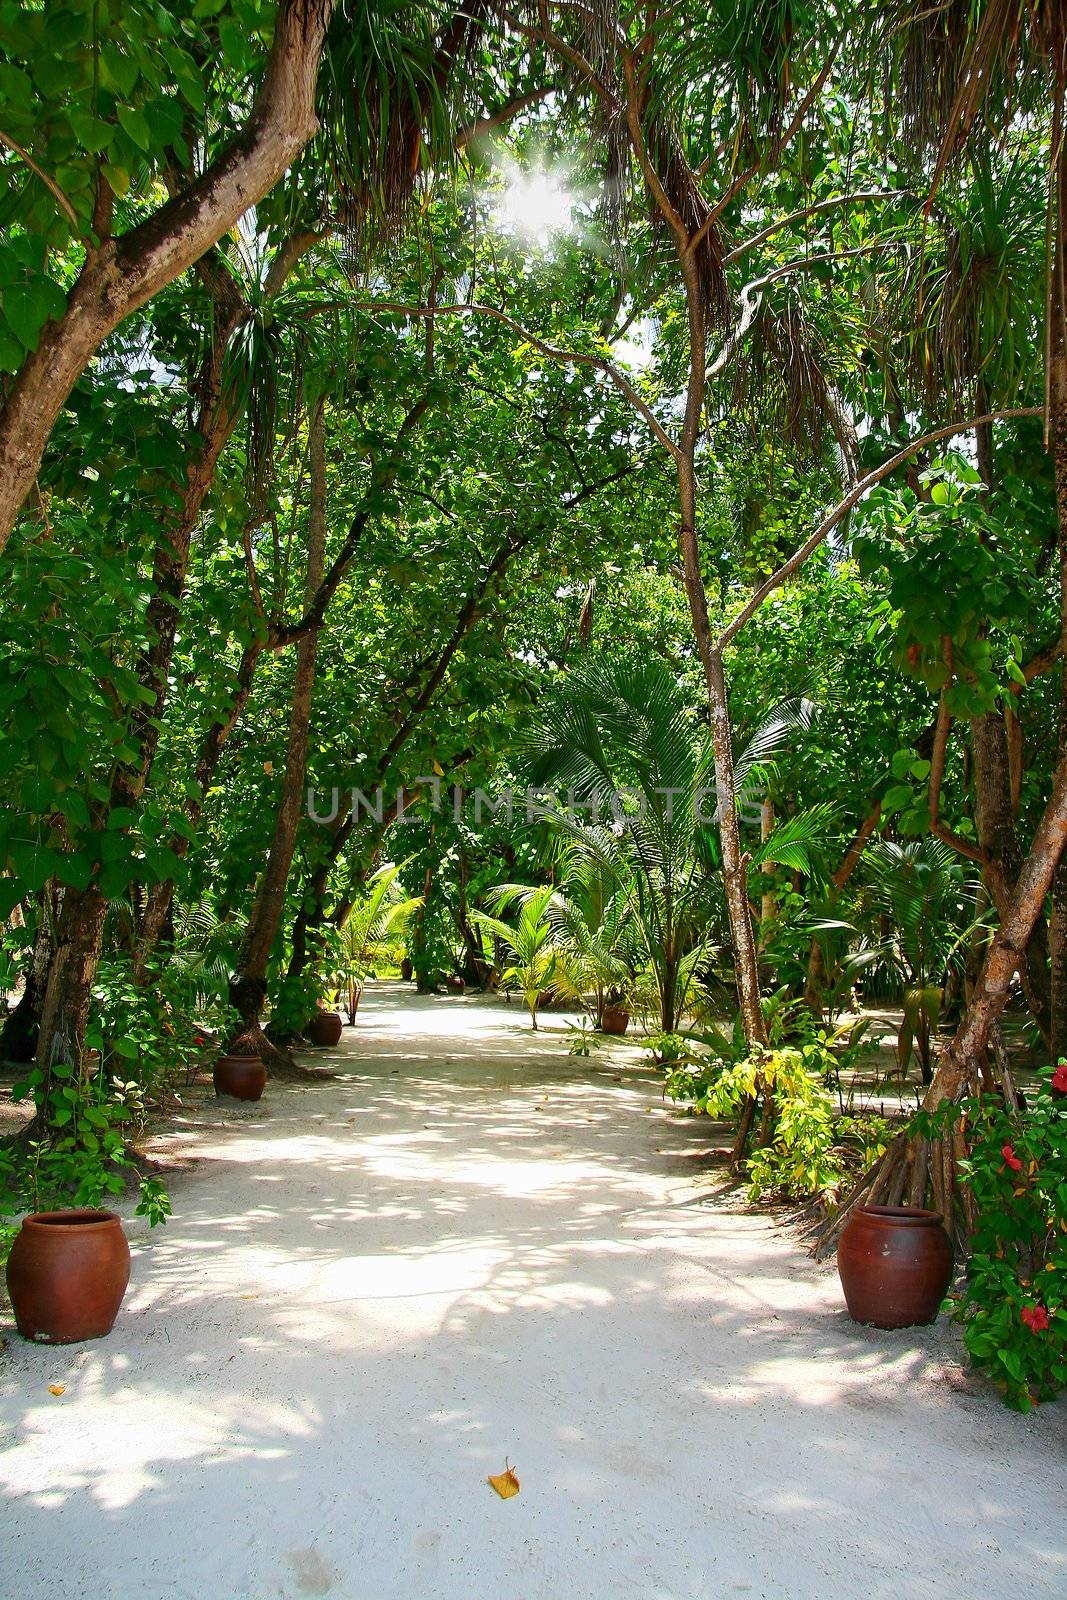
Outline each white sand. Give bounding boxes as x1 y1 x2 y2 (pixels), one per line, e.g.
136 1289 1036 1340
2 983 1065 1599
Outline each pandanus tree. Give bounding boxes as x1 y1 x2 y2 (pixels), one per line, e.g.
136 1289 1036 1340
471 884 559 1028
490 0 1038 1069
806 0 1067 1246
326 864 422 1023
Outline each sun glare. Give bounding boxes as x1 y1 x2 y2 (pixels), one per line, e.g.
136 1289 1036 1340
492 164 575 247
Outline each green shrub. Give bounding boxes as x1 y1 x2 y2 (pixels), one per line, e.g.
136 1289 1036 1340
929 1065 1067 1411
662 1008 891 1203
666 1042 891 1202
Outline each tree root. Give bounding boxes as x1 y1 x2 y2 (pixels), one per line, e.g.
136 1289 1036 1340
808 1125 972 1260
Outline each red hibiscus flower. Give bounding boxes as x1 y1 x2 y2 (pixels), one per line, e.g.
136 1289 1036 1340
1021 1305 1050 1334
1001 1143 1024 1173
1051 1062 1067 1097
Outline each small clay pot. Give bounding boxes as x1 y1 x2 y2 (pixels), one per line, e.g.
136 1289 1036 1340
400 958 413 982
446 975 465 994
600 1005 630 1036
306 1010 343 1047
838 1205 953 1329
213 1053 267 1101
7 1209 131 1344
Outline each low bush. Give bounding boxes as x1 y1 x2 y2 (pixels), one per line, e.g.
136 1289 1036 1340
924 1065 1067 1411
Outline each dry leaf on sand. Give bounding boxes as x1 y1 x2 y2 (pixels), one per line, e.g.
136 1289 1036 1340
48 1384 65 1396
486 1460 520 1500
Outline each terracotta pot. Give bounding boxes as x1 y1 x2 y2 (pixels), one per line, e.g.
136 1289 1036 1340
7 1209 131 1344
400 958 413 982
213 1053 267 1101
600 1005 630 1036
306 1010 343 1047
446 975 465 994
837 1205 953 1329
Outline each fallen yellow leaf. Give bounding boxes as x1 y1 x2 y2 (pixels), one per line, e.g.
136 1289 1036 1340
48 1384 65 1397
486 1460 520 1500
239 1293 258 1300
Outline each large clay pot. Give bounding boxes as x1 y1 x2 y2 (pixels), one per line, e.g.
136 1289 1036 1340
600 1005 630 1036
7 1209 131 1344
837 1205 953 1328
447 975 465 994
306 1010 343 1047
400 958 413 982
213 1053 267 1101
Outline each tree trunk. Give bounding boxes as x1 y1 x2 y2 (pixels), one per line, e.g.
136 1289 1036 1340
923 744 1067 1106
287 532 521 978
228 399 327 1066
671 241 767 1053
971 709 1053 1044
33 887 108 1079
0 0 331 551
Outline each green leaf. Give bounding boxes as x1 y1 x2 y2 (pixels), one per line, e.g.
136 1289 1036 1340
68 110 115 154
116 104 151 152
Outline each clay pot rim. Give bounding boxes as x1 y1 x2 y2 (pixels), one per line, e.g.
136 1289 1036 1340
216 1053 263 1064
21 1208 121 1231
858 1204 945 1227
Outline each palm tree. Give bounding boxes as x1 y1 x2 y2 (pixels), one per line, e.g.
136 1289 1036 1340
846 839 986 1084
522 657 832 1034
544 846 638 1025
327 864 421 1023
470 885 559 1029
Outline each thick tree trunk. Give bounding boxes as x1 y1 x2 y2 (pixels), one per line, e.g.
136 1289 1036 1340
33 888 108 1078
228 400 326 1063
0 0 331 551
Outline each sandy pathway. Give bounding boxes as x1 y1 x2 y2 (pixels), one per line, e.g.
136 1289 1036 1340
1 984 1065 1599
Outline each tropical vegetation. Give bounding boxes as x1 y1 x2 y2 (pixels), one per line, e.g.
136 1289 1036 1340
3 0 1067 1404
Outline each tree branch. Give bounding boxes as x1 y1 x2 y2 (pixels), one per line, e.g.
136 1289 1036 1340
348 299 681 459
723 190 911 264
716 408 1044 648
